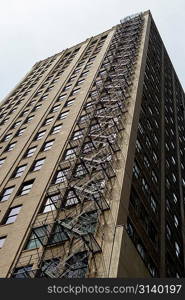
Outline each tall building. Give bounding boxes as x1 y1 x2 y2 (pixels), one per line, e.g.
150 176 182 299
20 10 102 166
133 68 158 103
0 10 184 278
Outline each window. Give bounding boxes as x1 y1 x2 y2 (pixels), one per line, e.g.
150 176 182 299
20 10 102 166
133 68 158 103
172 173 176 183
98 70 106 77
79 114 89 123
12 165 27 178
35 130 46 140
41 194 60 213
12 265 33 278
64 190 79 207
25 226 47 250
73 68 81 74
3 117 9 124
68 75 77 83
18 180 34 196
154 120 159 128
82 142 94 153
72 130 83 140
166 224 171 240
58 110 69 120
0 186 15 202
6 142 16 152
28 99 37 106
175 242 180 257
33 104 42 111
170 128 174 136
85 62 93 69
63 84 72 91
74 164 87 177
165 143 169 151
34 91 42 97
172 156 176 165
153 134 158 145
146 120 152 130
25 146 37 157
40 94 48 101
53 168 69 184
77 61 85 67
81 70 89 77
21 109 29 116
0 236 6 248
42 140 54 151
51 124 62 134
49 223 69 245
135 140 142 152
16 128 26 136
144 156 150 168
58 94 67 101
76 211 98 234
150 195 157 212
2 205 22 225
2 133 12 142
63 251 88 278
12 121 21 128
64 147 77 160
142 178 149 193
174 215 179 228
51 105 60 113
148 260 157 277
151 170 158 183
146 137 151 148
85 101 94 108
137 242 146 260
76 79 85 86
43 117 54 126
52 78 59 84
166 178 170 189
31 158 45 171
0 157 6 167
133 162 140 179
65 99 75 107
152 151 158 163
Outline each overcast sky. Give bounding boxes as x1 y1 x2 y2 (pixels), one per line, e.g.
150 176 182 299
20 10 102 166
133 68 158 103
0 0 185 102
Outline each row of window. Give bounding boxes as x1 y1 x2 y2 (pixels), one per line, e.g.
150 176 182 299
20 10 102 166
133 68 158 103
0 48 81 120
0 122 62 155
12 157 45 179
0 139 54 169
12 251 88 278
0 179 34 202
0 57 57 122
0 35 107 149
0 207 97 252
0 34 107 124
0 62 90 150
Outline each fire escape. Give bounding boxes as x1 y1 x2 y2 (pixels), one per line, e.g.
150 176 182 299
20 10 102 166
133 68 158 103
11 14 144 278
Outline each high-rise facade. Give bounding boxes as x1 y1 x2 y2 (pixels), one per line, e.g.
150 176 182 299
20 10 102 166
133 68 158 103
0 10 184 278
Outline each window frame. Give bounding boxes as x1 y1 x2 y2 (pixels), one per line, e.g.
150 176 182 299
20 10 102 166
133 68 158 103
2 205 22 225
0 186 15 202
58 110 69 120
51 124 62 135
0 236 6 248
35 130 46 140
12 164 27 178
25 146 37 158
42 140 54 152
31 158 45 172
18 180 34 196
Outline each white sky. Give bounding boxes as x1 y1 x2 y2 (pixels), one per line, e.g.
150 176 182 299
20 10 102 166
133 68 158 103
0 0 185 101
